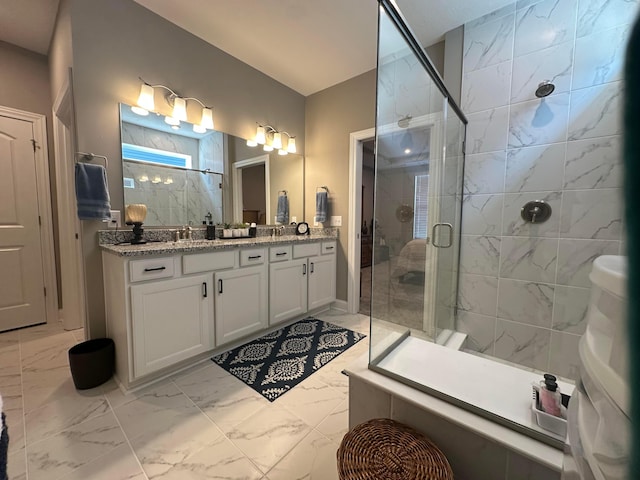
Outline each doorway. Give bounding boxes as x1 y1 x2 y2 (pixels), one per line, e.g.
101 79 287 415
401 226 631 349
232 154 271 225
0 106 58 332
359 140 376 315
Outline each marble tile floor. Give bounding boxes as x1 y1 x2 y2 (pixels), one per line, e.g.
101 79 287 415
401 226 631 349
1 311 370 480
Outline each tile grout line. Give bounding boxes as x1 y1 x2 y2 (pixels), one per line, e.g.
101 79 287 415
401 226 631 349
104 393 150 480
169 377 267 477
18 332 28 480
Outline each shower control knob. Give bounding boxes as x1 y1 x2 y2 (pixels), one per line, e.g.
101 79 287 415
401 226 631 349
521 200 551 224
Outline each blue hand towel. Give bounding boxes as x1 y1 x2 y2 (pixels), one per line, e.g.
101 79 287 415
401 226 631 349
316 191 328 223
276 194 289 224
75 163 111 220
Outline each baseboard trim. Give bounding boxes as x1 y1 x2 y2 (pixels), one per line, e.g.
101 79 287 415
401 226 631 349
332 299 348 312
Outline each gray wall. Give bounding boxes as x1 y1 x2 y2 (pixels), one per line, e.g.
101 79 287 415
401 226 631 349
64 0 306 336
458 0 632 380
305 70 377 302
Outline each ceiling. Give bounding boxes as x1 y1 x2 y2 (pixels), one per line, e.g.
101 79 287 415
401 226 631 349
0 0 60 54
0 0 513 95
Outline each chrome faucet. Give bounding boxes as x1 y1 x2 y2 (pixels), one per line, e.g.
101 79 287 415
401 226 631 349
180 225 193 240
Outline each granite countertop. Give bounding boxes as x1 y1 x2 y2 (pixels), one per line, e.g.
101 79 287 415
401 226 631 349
100 234 338 257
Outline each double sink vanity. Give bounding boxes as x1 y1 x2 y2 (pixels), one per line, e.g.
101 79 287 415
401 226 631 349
101 232 337 390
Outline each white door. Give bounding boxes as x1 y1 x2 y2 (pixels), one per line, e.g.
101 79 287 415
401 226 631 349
0 115 46 332
131 274 213 378
308 255 336 311
215 265 268 346
269 258 308 325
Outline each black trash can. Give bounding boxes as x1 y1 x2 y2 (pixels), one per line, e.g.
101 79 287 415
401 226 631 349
68 338 115 390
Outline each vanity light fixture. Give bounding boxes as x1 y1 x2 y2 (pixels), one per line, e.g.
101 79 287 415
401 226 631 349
132 79 215 133
246 124 296 155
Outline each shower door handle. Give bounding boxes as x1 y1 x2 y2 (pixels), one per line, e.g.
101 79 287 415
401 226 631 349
432 223 453 248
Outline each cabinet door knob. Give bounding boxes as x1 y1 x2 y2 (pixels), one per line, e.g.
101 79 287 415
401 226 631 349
202 282 208 298
218 279 223 294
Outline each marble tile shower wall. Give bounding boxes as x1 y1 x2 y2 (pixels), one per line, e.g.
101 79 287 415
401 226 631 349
458 0 636 379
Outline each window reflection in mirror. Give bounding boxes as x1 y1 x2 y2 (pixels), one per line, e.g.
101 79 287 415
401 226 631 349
119 103 304 227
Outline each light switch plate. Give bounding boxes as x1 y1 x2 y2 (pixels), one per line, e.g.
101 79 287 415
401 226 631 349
106 210 121 229
291 216 297 223
330 216 342 227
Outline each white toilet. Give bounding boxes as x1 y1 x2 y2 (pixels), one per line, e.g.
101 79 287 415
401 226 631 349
563 255 630 480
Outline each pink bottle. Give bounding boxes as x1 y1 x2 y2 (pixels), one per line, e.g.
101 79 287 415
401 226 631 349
539 375 562 417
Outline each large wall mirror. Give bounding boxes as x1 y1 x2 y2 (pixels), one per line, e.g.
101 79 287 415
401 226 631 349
119 103 304 227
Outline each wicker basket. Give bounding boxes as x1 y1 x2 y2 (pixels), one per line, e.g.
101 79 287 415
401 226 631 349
337 418 454 480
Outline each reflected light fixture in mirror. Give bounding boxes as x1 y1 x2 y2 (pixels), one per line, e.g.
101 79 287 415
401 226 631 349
246 124 296 155
131 79 215 134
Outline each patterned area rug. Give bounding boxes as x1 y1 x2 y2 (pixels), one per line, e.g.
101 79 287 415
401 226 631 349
212 317 366 401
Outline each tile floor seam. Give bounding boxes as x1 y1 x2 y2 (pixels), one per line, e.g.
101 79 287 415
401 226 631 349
17 332 28 480
106 399 150 480
263 424 319 477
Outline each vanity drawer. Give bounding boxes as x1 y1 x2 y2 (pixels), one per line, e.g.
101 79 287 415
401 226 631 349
240 248 266 267
129 257 175 283
322 241 337 255
269 245 292 262
293 242 321 259
183 250 237 274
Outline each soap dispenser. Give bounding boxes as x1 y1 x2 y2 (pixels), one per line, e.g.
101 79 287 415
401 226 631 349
206 222 216 240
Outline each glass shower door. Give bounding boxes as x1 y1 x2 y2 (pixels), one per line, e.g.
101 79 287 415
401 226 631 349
369 2 465 364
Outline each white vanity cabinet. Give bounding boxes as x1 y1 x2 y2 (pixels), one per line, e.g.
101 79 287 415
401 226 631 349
102 237 336 390
214 255 268 345
130 273 213 377
308 252 337 310
269 240 336 325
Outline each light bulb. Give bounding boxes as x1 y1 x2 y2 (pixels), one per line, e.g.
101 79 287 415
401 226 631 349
263 144 274 152
287 137 297 153
278 149 288 156
137 83 155 111
255 126 266 144
152 176 162 184
139 175 149 182
165 115 180 126
272 132 282 150
200 107 214 130
131 106 149 116
246 139 258 147
193 124 207 133
172 97 187 121
171 125 180 130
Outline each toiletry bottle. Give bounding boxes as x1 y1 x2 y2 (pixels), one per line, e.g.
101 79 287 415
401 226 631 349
206 222 216 240
539 375 562 417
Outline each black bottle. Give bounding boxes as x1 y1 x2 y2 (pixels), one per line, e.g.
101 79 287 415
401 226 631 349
206 222 216 240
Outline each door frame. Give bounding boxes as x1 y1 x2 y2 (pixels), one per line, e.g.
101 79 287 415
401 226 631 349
347 113 444 331
52 72 87 332
232 154 270 224
347 127 375 314
0 105 59 325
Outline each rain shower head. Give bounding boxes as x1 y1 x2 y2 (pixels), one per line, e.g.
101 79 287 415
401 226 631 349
535 81 555 98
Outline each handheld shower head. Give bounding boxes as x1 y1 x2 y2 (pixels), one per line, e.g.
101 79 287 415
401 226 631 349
535 81 555 98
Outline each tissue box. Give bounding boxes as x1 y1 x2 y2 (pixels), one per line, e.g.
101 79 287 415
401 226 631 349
531 384 570 437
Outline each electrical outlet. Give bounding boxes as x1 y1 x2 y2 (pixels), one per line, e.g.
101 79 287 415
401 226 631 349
313 216 319 227
330 216 342 227
291 216 297 223
107 210 121 229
